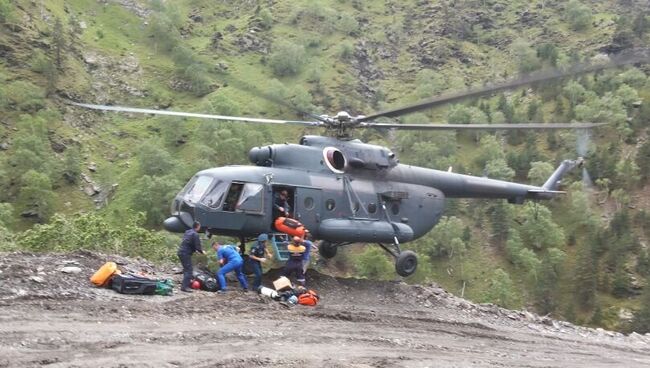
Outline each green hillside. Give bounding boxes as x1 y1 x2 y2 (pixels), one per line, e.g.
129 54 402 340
1 0 650 332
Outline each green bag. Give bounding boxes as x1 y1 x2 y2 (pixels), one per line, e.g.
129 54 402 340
155 279 174 296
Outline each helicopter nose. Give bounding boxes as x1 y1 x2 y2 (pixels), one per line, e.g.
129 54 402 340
163 216 189 233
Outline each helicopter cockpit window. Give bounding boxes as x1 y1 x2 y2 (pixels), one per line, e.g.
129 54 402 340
236 183 264 213
201 180 228 208
184 176 214 204
222 183 244 212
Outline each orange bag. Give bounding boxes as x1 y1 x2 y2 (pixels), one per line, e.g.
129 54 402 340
274 217 306 238
90 262 121 287
297 290 320 306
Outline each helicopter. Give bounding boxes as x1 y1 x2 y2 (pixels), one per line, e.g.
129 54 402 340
73 50 648 277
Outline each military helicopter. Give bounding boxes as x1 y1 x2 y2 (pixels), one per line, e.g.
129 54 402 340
73 50 648 277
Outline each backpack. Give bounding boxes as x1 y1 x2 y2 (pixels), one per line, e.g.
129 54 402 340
297 289 320 306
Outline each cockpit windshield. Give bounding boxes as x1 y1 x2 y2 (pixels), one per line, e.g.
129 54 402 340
183 176 214 204
201 180 229 208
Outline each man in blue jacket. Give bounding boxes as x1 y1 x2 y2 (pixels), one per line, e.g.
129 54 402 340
213 241 249 293
177 221 205 292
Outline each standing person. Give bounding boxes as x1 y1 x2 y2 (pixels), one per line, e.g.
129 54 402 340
302 231 319 274
283 236 306 286
213 241 249 293
177 221 205 293
273 189 291 219
249 233 273 290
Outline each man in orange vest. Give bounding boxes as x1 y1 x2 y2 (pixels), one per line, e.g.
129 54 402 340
283 236 306 285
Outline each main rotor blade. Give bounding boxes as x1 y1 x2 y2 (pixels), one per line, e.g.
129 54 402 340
215 72 328 123
360 122 606 130
70 102 323 127
358 48 650 122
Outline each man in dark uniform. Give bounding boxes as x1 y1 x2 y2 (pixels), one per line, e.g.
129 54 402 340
177 221 205 292
273 189 291 219
249 233 273 290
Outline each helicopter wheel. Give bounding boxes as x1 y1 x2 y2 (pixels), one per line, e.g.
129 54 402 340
318 240 337 259
395 250 418 277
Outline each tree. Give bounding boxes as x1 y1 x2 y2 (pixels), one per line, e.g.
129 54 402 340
631 277 650 333
517 203 565 250
52 18 65 69
633 12 649 38
130 175 182 226
355 247 393 280
574 242 597 309
511 39 541 74
489 201 512 243
269 41 306 76
484 158 514 181
528 161 554 185
63 146 82 184
136 141 176 177
534 249 566 314
566 0 593 31
19 170 55 222
424 216 467 259
482 268 519 309
0 0 14 23
474 135 505 169
562 81 587 107
615 156 640 190
0 202 13 228
10 114 53 178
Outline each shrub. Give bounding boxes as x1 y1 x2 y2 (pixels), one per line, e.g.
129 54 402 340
566 0 593 31
16 212 176 262
269 41 306 77
355 246 393 280
4 81 46 112
338 41 354 60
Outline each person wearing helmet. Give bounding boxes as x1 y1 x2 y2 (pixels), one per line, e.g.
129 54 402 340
249 233 273 290
213 241 249 293
283 236 306 286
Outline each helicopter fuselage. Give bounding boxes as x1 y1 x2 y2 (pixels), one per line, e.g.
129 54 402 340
164 135 576 246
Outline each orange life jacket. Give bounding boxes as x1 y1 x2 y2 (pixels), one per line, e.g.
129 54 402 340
274 217 306 238
297 289 320 306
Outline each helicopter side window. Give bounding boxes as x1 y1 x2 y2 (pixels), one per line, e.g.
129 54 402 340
222 183 245 212
325 199 336 211
201 180 228 209
391 203 400 215
236 183 264 213
184 176 214 204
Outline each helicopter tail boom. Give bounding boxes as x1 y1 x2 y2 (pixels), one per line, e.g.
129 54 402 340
392 157 584 203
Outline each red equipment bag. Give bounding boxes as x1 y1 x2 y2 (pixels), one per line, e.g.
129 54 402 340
274 217 306 238
297 289 320 306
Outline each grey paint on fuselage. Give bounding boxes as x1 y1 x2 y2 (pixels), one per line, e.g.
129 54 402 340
170 136 574 245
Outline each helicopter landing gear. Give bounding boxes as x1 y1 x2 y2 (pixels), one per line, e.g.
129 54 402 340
378 242 418 277
318 240 338 259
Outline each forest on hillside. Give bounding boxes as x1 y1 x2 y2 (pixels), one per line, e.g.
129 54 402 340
1 0 650 332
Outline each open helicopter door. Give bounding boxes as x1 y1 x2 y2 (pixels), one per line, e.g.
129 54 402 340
294 186 322 232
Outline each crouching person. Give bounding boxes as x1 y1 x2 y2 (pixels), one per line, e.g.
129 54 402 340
213 241 249 293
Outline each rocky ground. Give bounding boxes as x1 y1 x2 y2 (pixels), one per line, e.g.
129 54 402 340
1 251 650 368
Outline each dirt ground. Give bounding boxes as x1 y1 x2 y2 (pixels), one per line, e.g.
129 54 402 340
1 251 650 368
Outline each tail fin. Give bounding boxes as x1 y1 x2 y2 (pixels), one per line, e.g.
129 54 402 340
542 157 584 191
